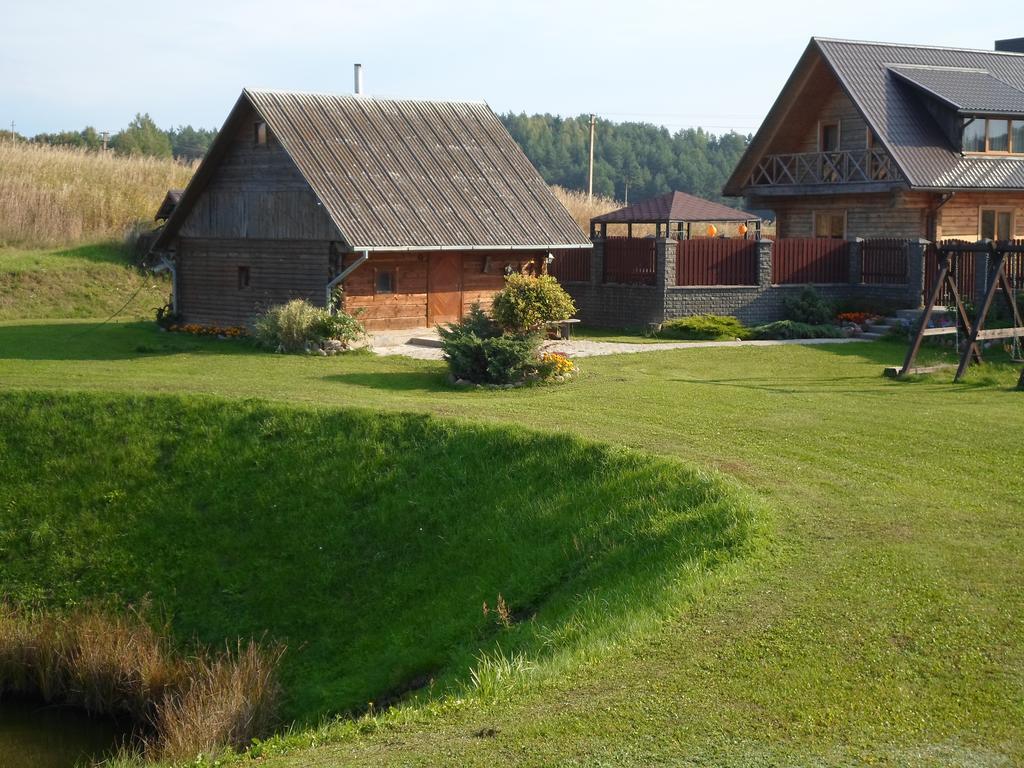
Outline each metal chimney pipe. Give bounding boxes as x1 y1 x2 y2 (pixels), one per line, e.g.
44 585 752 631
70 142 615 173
354 63 363 95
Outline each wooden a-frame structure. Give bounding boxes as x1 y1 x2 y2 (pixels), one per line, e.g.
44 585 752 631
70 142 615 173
886 240 1024 383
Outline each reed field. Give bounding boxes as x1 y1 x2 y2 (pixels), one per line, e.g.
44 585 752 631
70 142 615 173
0 142 194 247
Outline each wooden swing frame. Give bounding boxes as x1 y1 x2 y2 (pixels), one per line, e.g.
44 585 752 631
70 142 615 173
886 240 1024 383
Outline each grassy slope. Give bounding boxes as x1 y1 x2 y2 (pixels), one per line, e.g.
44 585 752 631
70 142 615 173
0 320 1021 765
0 244 168 321
0 390 757 724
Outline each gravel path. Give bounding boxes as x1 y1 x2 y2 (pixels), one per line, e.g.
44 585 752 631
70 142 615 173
372 335 865 361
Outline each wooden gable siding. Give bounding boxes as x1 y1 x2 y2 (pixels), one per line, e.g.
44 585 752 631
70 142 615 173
177 238 329 327
177 105 340 242
794 86 868 153
342 251 543 331
767 192 930 239
937 192 1024 241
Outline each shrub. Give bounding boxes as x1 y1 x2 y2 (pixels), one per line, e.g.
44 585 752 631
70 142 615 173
439 305 542 385
490 274 576 333
658 314 749 341
783 287 834 325
254 299 364 354
752 320 843 340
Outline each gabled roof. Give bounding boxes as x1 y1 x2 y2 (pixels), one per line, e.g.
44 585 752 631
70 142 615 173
887 64 1024 116
158 88 590 252
725 37 1024 195
154 189 183 222
592 191 758 224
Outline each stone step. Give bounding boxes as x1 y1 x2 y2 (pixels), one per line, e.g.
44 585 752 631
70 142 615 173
860 331 889 340
407 336 444 348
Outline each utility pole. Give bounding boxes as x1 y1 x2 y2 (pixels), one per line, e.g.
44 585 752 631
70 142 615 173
624 178 629 206
9 121 14 145
101 131 109 152
587 114 596 201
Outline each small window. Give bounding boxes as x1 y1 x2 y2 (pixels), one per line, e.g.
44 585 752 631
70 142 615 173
254 122 268 145
820 122 840 152
962 119 986 152
814 212 846 239
375 268 396 294
989 119 1010 152
1013 121 1024 154
237 265 250 289
980 208 1014 241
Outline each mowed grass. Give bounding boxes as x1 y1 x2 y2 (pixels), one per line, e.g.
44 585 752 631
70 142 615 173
0 390 758 725
0 244 169 321
0 318 1021 765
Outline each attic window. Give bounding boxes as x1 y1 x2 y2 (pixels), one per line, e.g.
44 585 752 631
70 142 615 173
962 117 1024 154
254 122 268 145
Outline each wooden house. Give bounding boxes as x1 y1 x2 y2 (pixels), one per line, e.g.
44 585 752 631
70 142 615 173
151 89 589 330
724 37 1024 243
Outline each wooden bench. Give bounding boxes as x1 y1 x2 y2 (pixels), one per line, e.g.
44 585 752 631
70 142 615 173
546 318 581 340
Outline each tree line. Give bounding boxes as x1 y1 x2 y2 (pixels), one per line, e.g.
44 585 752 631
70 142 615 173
18 114 216 161
499 113 750 204
12 111 751 201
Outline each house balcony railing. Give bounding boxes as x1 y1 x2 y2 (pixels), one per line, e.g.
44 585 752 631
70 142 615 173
747 149 902 187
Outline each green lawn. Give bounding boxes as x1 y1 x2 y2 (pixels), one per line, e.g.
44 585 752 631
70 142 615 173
0 243 168 321
0 318 1021 766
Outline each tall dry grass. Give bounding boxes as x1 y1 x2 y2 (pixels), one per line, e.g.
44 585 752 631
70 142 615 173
551 185 622 234
0 603 282 761
0 142 195 247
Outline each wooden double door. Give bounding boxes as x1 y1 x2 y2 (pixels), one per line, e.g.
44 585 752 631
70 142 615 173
427 252 463 325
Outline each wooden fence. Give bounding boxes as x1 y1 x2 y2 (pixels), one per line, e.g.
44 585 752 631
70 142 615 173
676 238 758 286
548 249 590 283
860 238 908 284
772 239 849 284
603 237 657 285
925 243 975 305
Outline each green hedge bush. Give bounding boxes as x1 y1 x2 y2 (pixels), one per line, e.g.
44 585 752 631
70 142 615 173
783 287 835 325
659 314 749 341
439 304 542 385
752 320 843 340
491 274 576 333
254 299 365 353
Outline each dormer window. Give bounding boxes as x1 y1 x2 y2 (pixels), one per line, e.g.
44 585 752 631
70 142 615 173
254 121 268 146
962 117 1024 154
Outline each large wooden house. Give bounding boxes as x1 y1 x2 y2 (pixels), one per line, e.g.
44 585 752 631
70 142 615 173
152 89 589 330
724 37 1024 243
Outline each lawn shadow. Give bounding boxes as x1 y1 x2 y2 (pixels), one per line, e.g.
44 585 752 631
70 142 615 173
0 321 258 361
325 370 450 392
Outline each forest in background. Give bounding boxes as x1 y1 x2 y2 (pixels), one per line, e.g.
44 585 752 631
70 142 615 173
2 111 752 204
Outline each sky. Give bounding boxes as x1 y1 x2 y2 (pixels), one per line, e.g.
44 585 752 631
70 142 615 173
2 0 1020 138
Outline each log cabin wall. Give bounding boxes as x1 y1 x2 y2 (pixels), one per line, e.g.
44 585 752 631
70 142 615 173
342 251 544 331
794 86 869 153
177 239 329 327
761 192 930 239
936 192 1024 241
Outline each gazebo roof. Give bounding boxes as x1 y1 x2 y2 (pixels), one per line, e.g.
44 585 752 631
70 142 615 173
592 191 759 225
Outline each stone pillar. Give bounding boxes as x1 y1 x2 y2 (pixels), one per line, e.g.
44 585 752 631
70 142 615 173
757 239 773 289
907 238 929 309
590 237 604 285
656 237 676 289
848 237 864 285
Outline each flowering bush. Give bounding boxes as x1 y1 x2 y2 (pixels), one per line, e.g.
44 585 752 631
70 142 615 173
490 274 576 333
836 311 879 325
539 352 576 377
166 323 248 337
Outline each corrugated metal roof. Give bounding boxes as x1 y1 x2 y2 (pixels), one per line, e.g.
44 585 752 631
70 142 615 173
242 89 589 250
887 65 1024 115
593 191 758 223
815 38 1024 189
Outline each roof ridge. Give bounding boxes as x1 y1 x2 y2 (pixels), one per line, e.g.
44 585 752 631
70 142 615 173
813 36 1024 58
242 86 488 107
886 63 990 74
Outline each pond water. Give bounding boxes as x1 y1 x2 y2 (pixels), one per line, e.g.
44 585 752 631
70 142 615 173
0 699 129 768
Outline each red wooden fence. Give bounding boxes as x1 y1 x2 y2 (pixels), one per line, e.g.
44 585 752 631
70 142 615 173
1005 239 1024 292
676 239 758 286
603 237 657 285
860 238 908 284
548 248 590 283
772 239 849 284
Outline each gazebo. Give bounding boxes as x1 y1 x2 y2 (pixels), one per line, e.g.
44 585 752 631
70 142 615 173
590 190 761 240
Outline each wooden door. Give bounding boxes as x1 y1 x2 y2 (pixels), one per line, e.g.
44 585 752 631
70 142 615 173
428 253 463 325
